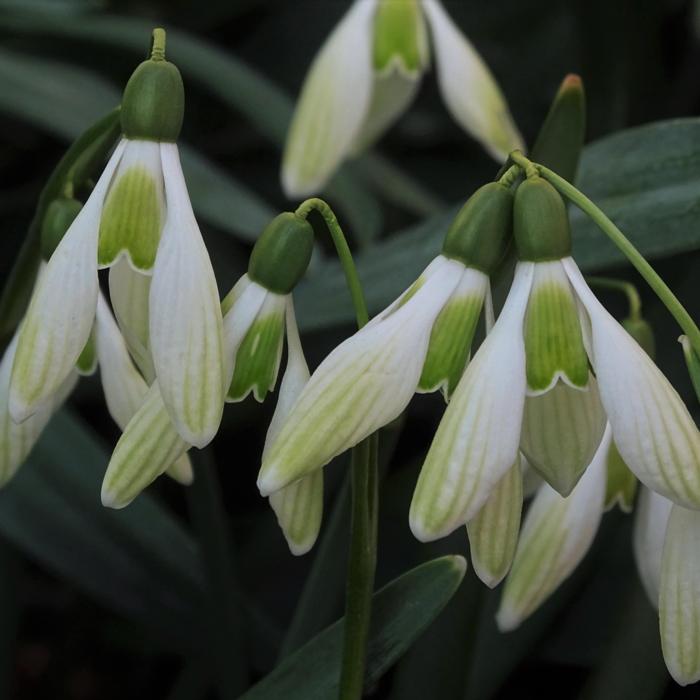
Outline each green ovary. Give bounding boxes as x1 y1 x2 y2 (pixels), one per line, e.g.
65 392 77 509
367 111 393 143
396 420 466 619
524 283 589 392
98 167 162 271
228 313 285 402
373 0 426 74
419 294 483 399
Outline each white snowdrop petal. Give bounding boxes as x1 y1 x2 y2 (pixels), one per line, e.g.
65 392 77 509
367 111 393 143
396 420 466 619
564 258 700 509
10 140 126 421
281 0 376 197
150 143 225 448
409 262 534 540
496 425 609 631
660 505 700 685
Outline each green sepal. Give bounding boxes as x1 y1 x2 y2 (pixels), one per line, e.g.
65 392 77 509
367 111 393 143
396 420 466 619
514 177 572 262
76 327 97 376
98 166 163 270
524 274 589 392
248 213 314 294
121 59 184 142
40 197 82 259
604 439 637 512
530 74 586 183
372 0 427 75
227 309 286 402
419 292 484 400
441 183 513 274
622 317 656 358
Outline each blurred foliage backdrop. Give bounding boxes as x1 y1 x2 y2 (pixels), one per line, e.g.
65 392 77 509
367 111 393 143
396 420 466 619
1 0 700 698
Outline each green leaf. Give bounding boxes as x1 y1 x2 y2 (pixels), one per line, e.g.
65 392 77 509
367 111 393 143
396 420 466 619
0 409 206 651
241 556 466 699
0 46 274 241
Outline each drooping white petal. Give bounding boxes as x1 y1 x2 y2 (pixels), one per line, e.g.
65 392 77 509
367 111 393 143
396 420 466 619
421 0 523 160
150 143 225 448
281 0 376 197
258 257 464 496
496 425 609 631
108 257 154 383
266 300 323 555
564 258 700 509
409 262 534 541
520 377 606 496
95 292 149 431
633 486 672 609
101 383 189 509
660 505 700 685
466 458 523 588
10 140 126 421
520 454 543 498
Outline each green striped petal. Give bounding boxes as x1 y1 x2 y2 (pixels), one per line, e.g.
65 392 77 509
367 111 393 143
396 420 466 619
604 438 638 512
520 376 606 496
497 426 608 631
524 260 590 394
418 267 487 400
97 139 165 272
466 458 523 588
165 453 194 485
227 292 287 403
633 487 672 608
660 505 700 686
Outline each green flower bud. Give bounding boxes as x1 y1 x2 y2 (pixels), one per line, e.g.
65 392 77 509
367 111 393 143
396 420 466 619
40 197 83 260
514 176 572 262
622 317 656 358
441 182 513 274
121 29 184 142
248 213 315 294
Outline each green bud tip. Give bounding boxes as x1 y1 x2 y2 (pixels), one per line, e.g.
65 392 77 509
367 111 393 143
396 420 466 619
40 197 83 260
514 176 572 262
441 182 513 274
248 212 315 294
120 28 184 142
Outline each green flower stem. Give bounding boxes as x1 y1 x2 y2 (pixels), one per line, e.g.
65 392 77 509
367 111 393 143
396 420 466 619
586 276 642 321
0 107 121 349
296 197 378 699
187 451 248 697
509 151 700 355
151 27 166 61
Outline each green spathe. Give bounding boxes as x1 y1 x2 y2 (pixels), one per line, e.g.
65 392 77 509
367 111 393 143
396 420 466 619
514 177 572 262
121 57 184 142
228 310 286 402
98 166 163 271
40 197 82 260
419 292 483 399
372 0 427 75
524 279 589 392
441 183 513 273
248 213 314 294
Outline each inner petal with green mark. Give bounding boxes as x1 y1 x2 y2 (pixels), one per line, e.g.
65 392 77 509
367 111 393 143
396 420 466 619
228 293 287 403
604 439 637 512
75 327 97 376
524 260 589 394
373 0 429 76
98 140 164 272
419 267 488 400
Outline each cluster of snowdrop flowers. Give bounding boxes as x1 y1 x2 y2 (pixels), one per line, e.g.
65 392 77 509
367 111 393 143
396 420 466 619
9 29 226 451
282 0 523 196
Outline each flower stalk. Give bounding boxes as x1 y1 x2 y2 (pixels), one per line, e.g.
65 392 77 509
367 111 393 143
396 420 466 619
295 197 377 699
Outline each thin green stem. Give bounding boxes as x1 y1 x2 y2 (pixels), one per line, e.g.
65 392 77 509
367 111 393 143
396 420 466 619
509 150 538 180
535 163 700 354
296 197 377 699
151 27 166 61
586 276 642 321
497 164 521 188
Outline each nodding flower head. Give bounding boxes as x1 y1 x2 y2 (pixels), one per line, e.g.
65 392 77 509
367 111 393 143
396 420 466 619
281 0 523 197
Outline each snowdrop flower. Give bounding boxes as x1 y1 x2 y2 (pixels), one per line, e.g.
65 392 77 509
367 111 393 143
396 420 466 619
496 425 609 631
10 29 226 448
410 176 700 541
102 212 315 508
258 182 513 496
282 0 523 196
